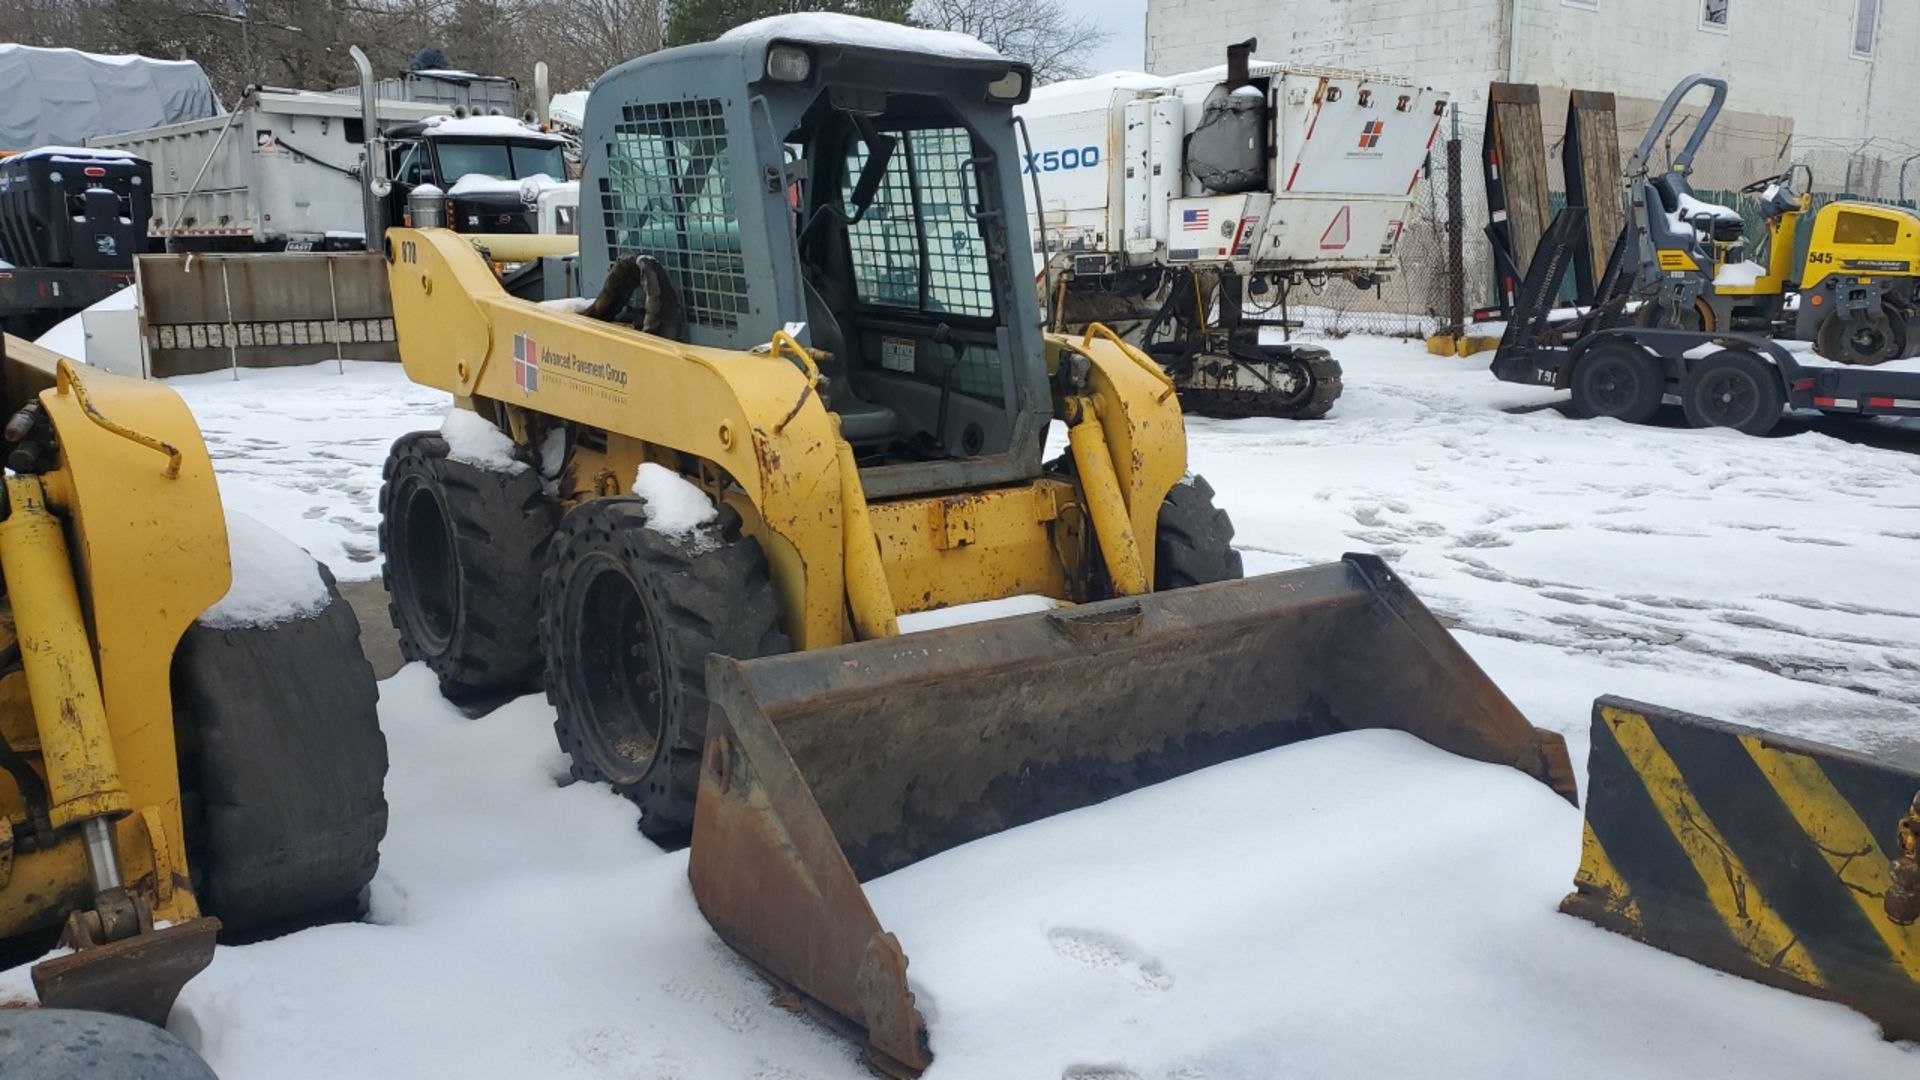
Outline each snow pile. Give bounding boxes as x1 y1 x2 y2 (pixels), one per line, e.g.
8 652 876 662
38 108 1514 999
1713 259 1768 287
32 283 138 364
440 407 527 473
548 90 588 130
1675 191 1744 227
446 172 570 199
898 594 1060 633
424 114 563 142
198 510 331 629
1031 70 1173 98
719 13 1003 61
632 463 720 552
9 145 140 161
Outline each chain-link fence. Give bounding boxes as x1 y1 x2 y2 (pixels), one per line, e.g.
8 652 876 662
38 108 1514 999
1287 117 1491 340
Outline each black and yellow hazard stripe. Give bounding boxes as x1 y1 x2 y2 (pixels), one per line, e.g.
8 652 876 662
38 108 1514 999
1563 696 1920 1039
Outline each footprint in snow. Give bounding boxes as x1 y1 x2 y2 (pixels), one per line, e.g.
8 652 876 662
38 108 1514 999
1063 1065 1145 1080
1047 927 1173 992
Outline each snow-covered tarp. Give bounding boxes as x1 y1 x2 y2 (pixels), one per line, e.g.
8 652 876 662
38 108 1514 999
0 44 217 152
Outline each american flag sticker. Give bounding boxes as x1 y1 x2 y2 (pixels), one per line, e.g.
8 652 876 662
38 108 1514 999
1182 208 1210 231
513 332 538 393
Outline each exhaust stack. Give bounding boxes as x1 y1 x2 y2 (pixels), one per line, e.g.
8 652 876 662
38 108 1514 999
1225 37 1258 90
350 46 388 252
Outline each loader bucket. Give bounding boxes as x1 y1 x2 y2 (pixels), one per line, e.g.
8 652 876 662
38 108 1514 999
1564 698 1920 1040
689 553 1575 1076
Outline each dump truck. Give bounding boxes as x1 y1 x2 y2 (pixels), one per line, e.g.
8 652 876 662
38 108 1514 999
1013 40 1447 419
377 16 1575 1073
0 330 388 1025
90 85 570 252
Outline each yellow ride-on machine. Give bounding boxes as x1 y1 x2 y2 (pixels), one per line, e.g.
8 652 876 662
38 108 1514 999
378 19 1576 1073
1632 74 1920 365
0 332 386 1026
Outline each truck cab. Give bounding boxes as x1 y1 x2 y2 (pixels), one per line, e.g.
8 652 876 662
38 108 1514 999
387 117 571 235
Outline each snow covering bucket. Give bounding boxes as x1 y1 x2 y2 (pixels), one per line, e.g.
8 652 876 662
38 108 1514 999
688 553 1576 1076
1565 698 1920 1040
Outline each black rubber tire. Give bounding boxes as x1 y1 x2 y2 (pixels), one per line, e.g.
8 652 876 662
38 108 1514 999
378 430 557 700
1569 342 1665 424
1815 305 1905 366
1154 474 1244 589
0 1009 216 1079
541 496 787 845
1679 350 1785 435
1635 298 1710 332
173 562 387 939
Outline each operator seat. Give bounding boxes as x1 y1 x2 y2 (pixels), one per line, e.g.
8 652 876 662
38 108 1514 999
801 276 900 446
1651 173 1744 242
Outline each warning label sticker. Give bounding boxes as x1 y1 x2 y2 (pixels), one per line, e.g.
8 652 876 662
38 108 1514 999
881 336 917 374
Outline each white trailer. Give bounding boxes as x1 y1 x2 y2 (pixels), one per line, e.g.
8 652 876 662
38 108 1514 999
1014 42 1447 418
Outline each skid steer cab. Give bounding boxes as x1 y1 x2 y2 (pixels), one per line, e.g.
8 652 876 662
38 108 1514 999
1629 74 1920 365
379 14 1573 1073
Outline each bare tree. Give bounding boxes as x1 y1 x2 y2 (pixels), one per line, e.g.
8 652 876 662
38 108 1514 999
913 0 1110 83
522 0 661 92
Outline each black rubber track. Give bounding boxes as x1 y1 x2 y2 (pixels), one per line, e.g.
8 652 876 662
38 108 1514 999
541 496 787 845
378 430 558 700
1154 473 1244 589
173 562 387 939
1176 350 1344 420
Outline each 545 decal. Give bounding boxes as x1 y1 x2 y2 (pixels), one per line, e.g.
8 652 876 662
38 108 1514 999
1022 145 1101 174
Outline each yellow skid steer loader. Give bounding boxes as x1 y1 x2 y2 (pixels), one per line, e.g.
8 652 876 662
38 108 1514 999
0 332 387 1027
378 17 1573 1074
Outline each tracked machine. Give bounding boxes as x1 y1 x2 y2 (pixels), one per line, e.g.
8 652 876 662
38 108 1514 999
1012 40 1449 419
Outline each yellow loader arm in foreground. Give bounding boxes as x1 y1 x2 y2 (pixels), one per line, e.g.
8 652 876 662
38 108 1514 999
0 333 229 1022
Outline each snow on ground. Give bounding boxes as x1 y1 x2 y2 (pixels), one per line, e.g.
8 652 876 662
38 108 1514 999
32 282 136 364
165 362 447 581
6 337 1919 1077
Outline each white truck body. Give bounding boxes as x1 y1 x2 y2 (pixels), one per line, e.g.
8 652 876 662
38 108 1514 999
90 89 446 248
1016 63 1446 275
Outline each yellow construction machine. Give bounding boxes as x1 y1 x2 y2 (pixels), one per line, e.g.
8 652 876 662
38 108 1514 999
378 18 1575 1074
1629 75 1920 364
0 331 386 1026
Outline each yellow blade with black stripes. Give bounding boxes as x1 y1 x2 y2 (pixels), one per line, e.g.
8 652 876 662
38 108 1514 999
1565 697 1920 1039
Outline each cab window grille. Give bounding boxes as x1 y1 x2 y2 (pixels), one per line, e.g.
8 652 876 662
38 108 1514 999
844 127 996 320
600 98 746 329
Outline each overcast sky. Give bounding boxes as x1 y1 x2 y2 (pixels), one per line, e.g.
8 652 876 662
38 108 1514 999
1058 0 1149 76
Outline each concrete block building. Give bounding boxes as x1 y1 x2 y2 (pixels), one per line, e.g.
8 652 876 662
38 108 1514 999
1145 0 1914 198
